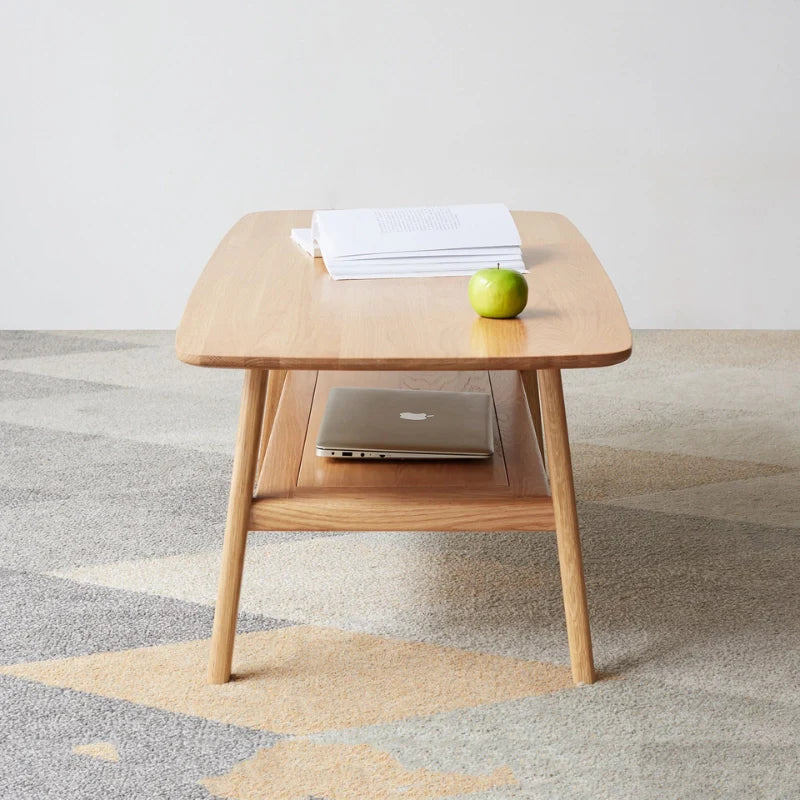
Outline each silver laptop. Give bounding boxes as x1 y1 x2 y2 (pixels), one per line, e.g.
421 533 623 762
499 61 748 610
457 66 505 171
316 387 494 460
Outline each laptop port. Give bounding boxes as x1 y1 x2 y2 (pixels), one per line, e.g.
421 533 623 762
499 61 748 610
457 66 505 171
342 452 352 457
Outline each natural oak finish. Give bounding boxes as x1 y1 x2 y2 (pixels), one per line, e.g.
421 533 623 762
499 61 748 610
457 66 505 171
538 368 595 684
251 370 552 532
207 369 267 685
249 492 555 533
256 369 286 476
520 369 545 465
176 211 631 371
177 210 631 687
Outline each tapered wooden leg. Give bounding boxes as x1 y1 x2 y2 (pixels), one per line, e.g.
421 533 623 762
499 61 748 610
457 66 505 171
256 369 287 476
538 368 595 685
208 369 268 684
520 370 545 466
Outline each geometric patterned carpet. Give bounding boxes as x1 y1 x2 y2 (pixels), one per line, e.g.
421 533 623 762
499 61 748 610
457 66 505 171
0 329 798 799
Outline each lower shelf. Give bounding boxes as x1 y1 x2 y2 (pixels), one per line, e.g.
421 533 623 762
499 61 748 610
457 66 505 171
250 492 554 532
252 370 553 532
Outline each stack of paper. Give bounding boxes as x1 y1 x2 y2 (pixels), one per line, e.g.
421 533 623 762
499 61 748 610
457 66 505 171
291 203 525 280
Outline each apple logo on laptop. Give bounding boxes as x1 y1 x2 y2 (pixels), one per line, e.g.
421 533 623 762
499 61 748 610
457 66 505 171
399 412 434 421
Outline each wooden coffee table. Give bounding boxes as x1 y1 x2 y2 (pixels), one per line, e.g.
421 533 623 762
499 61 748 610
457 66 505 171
176 210 631 686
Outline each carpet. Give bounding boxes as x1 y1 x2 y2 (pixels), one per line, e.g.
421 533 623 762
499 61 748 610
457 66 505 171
0 329 798 799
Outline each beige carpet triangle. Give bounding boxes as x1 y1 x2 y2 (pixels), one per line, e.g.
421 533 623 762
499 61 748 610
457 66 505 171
200 739 516 800
1 625 575 735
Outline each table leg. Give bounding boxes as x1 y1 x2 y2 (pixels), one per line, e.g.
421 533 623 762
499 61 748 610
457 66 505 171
208 368 268 684
520 370 545 466
257 369 287 476
538 368 595 685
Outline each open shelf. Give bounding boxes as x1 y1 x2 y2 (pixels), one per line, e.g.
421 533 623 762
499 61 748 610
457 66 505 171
251 370 554 532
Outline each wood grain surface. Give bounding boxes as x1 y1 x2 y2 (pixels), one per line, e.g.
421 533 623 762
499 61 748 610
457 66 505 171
251 369 553 532
176 211 632 370
538 368 595 684
207 369 267 684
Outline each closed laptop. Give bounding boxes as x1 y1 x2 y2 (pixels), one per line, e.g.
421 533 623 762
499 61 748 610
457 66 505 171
316 387 494 460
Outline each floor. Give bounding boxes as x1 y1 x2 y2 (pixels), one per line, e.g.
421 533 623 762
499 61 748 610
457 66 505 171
0 330 798 799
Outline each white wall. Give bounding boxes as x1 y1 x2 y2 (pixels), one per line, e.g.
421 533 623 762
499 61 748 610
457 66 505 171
1 0 798 329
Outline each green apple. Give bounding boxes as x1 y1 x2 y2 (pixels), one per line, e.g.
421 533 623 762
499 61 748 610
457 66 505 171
468 267 528 319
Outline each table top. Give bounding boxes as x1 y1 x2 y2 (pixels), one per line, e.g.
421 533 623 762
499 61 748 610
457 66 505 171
176 210 631 370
